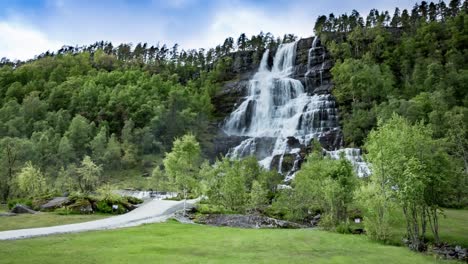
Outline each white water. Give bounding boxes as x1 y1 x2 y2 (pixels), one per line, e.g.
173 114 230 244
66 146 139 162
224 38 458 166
224 41 338 173
327 148 371 177
224 39 370 179
114 190 178 200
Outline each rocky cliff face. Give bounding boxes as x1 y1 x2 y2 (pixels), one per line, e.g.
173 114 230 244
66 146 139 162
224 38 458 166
211 37 341 160
209 37 370 179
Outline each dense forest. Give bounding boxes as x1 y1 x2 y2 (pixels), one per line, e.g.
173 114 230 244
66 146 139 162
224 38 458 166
0 27 298 201
0 0 466 254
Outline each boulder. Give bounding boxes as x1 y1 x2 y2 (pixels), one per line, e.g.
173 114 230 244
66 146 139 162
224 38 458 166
10 204 37 214
432 243 468 261
40 197 70 210
197 214 303 229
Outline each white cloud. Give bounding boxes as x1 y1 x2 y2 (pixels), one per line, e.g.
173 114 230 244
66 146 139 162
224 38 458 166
0 21 63 61
182 3 315 50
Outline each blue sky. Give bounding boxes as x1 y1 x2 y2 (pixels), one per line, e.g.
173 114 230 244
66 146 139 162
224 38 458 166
0 0 417 60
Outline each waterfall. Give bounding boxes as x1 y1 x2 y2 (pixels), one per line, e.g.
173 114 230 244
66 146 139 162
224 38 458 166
327 148 371 177
223 38 369 180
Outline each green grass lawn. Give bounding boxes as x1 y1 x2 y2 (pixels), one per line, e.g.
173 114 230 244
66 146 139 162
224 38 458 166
0 221 459 264
0 213 108 231
388 208 468 248
0 204 7 212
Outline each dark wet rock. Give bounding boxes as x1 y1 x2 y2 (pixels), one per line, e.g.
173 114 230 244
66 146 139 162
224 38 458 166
207 36 343 169
236 137 277 161
305 213 322 227
312 83 334 95
286 137 301 149
271 154 297 173
207 130 249 161
10 204 37 214
236 99 256 130
318 129 344 151
197 214 303 229
40 197 70 210
213 78 251 119
228 50 257 75
431 243 468 261
293 36 334 95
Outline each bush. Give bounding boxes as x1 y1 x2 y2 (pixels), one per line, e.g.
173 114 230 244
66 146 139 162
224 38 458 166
124 196 143 205
95 184 122 204
7 198 33 210
96 200 113 214
196 204 233 215
336 222 352 234
95 200 127 214
356 182 396 242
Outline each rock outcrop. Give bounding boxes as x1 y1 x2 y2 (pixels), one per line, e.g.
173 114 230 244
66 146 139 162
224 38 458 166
10 204 37 214
211 38 345 176
208 37 370 179
431 243 467 261
40 197 70 210
196 214 303 229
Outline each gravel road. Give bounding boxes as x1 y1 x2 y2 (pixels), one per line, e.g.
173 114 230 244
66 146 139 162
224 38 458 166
0 199 196 240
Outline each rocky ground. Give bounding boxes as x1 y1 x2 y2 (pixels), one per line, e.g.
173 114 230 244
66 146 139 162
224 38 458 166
195 214 305 229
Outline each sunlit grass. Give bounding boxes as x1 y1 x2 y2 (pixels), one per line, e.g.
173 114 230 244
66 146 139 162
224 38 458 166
0 212 108 231
0 221 456 264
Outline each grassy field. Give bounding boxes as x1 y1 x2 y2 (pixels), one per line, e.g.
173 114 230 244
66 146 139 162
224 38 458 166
0 221 458 264
391 208 468 248
0 211 108 231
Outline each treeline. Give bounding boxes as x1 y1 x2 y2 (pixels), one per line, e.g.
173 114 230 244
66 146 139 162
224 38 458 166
0 31 297 82
314 0 467 33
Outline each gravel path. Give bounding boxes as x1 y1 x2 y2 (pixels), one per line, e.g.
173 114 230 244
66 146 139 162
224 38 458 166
0 199 196 240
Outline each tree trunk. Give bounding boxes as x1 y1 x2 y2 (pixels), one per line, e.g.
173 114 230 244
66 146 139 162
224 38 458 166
4 145 17 201
183 188 187 216
427 207 440 244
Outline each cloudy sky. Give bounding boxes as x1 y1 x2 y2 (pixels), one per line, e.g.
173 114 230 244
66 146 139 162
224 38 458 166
0 0 417 60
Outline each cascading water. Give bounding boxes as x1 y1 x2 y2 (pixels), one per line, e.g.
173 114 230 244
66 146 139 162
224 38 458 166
327 148 371 177
224 41 338 178
223 38 370 180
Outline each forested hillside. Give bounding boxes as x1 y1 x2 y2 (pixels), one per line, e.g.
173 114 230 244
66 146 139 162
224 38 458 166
313 1 468 209
315 1 467 148
0 30 294 200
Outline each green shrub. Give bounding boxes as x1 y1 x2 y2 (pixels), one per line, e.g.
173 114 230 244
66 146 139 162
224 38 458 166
196 204 233 214
356 183 397 242
96 184 122 204
95 200 127 214
96 200 112 214
7 198 33 210
124 196 143 205
336 222 352 234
